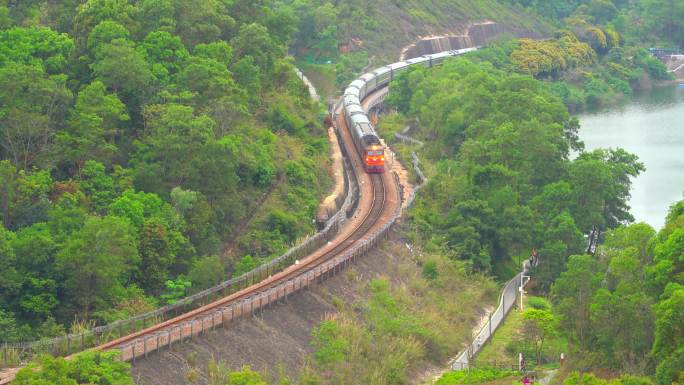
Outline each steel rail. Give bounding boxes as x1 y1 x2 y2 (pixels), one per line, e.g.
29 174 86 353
0 77 398 385
93 93 390 354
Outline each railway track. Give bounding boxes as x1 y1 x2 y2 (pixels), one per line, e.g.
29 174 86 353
0 88 399 385
3 46 487 383
97 174 387 353
91 94 398 362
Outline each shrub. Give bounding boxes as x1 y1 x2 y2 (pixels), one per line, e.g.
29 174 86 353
527 296 551 311
436 368 518 385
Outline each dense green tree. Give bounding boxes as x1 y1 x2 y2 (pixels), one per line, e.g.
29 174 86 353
551 254 602 348
140 30 189 81
0 308 19 342
264 4 299 46
72 0 139 42
57 215 138 316
54 81 129 172
0 160 17 228
86 20 130 57
0 224 20 306
652 284 684 385
640 0 684 47
91 38 153 101
137 217 175 293
0 0 329 345
0 6 12 29
2 167 53 230
233 56 262 102
136 0 176 37
193 41 232 65
10 224 60 322
78 160 116 212
175 56 240 106
14 351 135 385
0 27 74 73
521 308 556 364
171 187 218 254
231 23 284 75
188 255 225 290
172 0 234 48
0 63 72 170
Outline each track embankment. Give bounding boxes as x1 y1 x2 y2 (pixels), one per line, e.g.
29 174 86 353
127 88 407 384
91 95 401 360
130 237 406 384
0 76 401 385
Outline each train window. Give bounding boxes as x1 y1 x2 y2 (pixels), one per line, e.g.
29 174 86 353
367 150 374 156
376 150 384 156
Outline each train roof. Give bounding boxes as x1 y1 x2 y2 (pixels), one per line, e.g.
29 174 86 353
346 103 365 116
405 56 429 65
359 73 375 82
343 94 360 106
349 79 366 90
372 66 391 76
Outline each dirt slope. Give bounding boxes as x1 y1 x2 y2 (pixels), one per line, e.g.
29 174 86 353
355 0 551 62
130 230 493 385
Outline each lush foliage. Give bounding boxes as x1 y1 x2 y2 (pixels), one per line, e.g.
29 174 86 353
511 34 596 77
501 0 678 111
301 246 498 385
436 368 519 385
0 0 330 342
547 199 684 384
289 0 549 89
473 296 567 368
13 351 134 385
506 0 684 48
562 372 653 385
386 57 642 280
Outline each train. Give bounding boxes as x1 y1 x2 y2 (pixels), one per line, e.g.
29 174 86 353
342 48 478 173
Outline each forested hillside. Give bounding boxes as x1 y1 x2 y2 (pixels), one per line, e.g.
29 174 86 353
1 0 682 384
287 0 551 90
379 2 684 382
385 56 642 279
498 0 678 110
551 201 684 384
0 0 330 342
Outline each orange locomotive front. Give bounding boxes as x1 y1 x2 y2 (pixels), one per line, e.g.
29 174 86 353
364 144 385 173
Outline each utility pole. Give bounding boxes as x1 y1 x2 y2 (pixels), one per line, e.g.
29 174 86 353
519 271 530 311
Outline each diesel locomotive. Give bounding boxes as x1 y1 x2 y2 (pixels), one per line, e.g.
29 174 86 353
342 48 477 173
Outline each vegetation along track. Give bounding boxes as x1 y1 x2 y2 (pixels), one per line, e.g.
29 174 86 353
0 67 401 385
88 138 388 364
4 47 484 385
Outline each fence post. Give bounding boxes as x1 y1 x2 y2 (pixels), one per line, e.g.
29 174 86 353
489 314 492 338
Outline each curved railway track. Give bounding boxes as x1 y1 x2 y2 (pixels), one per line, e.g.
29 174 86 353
0 86 398 385
1 47 479 384
96 173 387 353
91 92 399 362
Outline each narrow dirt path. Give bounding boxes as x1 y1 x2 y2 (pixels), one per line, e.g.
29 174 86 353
538 369 558 385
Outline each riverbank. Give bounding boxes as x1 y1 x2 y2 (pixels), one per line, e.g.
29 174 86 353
579 83 684 230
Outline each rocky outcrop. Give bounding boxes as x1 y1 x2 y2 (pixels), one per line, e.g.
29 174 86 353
401 21 540 60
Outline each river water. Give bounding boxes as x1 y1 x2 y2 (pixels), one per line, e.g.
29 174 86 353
578 84 684 230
